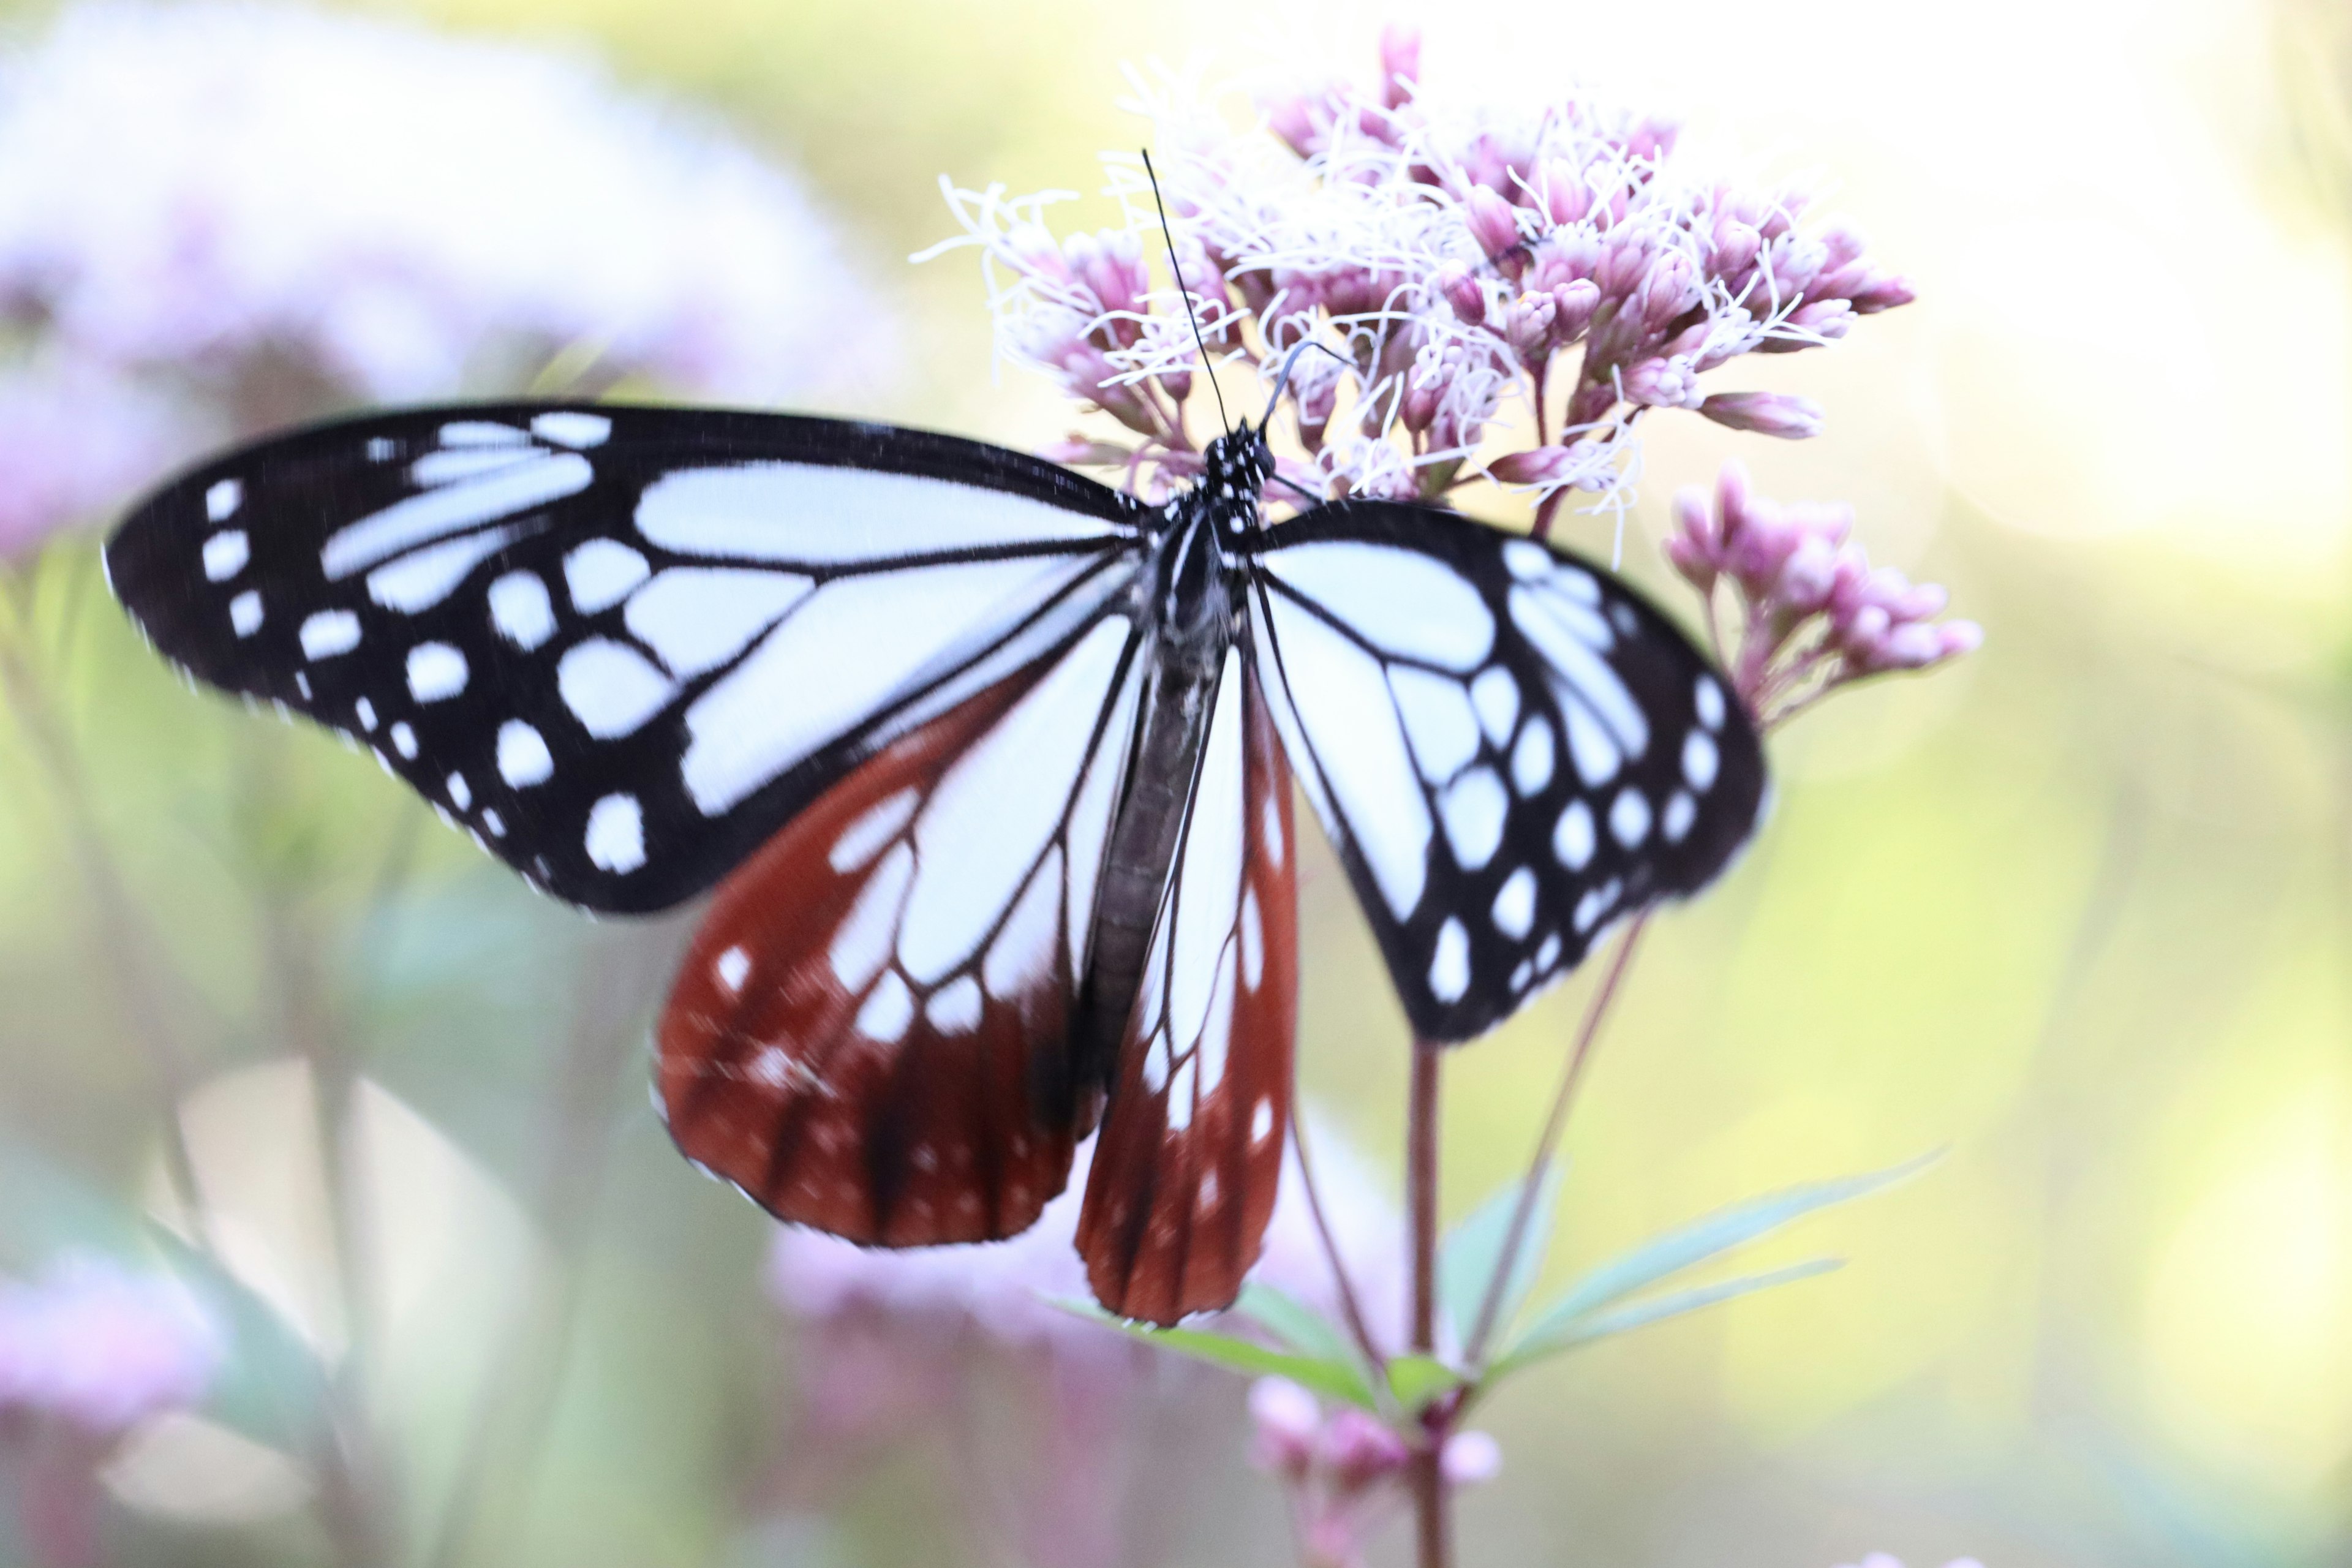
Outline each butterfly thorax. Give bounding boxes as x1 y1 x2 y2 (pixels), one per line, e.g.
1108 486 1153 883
1067 423 1273 1125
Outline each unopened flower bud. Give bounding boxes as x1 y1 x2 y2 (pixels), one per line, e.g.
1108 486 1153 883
1378 23 1421 110
1504 291 1555 355
1596 233 1650 300
1248 1377 1321 1480
1637 251 1702 332
1699 390 1824 439
1710 218 1762 282
1464 186 1523 265
1441 1430 1503 1487
1540 158 1593 226
1626 115 1680 165
1550 278 1601 341
1773 533 1839 615
1321 1409 1412 1492
1789 298 1853 339
1622 355 1699 408
1817 220 1868 273
1488 445 1581 485
1434 262 1484 325
1848 272 1917 314
1265 95 1324 159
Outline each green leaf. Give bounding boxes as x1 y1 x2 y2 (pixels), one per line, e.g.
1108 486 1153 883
1509 1149 1936 1356
1439 1164 1563 1352
1232 1283 1364 1368
1386 1353 1464 1412
1491 1259 1842 1376
146 1222 328 1452
1044 1297 1378 1409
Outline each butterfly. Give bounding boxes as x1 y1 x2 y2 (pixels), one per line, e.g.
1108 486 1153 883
105 401 1766 1324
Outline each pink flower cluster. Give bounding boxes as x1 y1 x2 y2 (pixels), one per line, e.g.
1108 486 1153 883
933 26 1910 526
1838 1556 1986 1568
1249 1376 1498 1568
0 1256 222 1434
0 0 876 559
1667 462 1980 726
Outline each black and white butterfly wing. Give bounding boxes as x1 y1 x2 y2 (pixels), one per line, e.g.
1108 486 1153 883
1243 503 1766 1042
105 403 1148 911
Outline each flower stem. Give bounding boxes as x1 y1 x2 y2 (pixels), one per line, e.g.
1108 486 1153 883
1461 914 1648 1369
1287 1106 1385 1367
1405 1035 1452 1568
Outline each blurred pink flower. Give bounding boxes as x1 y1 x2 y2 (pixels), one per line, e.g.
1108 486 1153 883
1837 1558 1986 1568
1248 1373 1499 1568
0 0 879 559
0 1255 222 1434
929 28 1909 527
1667 461 1980 726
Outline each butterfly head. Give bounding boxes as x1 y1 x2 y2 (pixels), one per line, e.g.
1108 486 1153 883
1197 421 1275 515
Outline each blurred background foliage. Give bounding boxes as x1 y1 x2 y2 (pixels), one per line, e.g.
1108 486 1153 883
0 0 2346 1566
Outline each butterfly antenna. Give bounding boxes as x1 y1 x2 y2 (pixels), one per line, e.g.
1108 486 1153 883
1261 337 1352 429
1141 148 1230 437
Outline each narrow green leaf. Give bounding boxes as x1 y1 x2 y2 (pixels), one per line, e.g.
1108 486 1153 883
1438 1164 1563 1351
1492 1259 1842 1377
1386 1353 1464 1412
1510 1149 1936 1354
146 1222 327 1451
1233 1283 1363 1368
1044 1297 1379 1409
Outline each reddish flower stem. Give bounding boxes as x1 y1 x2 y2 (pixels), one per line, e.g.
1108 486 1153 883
1405 1035 1452 1568
1288 1104 1387 1368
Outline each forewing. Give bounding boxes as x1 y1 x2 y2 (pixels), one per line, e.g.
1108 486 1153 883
657 613 1147 1245
1244 503 1765 1042
1075 646 1299 1324
106 402 1145 912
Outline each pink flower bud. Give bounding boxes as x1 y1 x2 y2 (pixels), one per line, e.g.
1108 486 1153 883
1714 459 1755 536
1699 390 1825 439
1009 225 1072 285
1434 262 1485 325
1637 251 1702 331
1773 533 1839 615
1503 290 1555 355
1464 186 1523 265
1790 298 1854 339
1441 1430 1503 1487
1321 1409 1413 1491
1627 115 1680 164
1248 1377 1321 1480
1488 446 1580 485
1621 355 1699 409
1550 278 1601 341
1665 533 1717 589
1709 218 1762 282
1540 159 1593 226
1848 272 1917 313
1378 23 1421 110
1818 221 1868 273
1596 233 1650 300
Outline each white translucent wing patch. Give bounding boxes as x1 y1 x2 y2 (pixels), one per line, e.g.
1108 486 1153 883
636 462 1125 564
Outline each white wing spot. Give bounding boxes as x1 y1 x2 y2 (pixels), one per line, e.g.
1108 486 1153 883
584 793 646 873
354 697 377 731
1439 767 1509 870
856 971 915 1043
1609 788 1651 848
564 539 650 614
365 437 396 462
406 642 468 702
1511 717 1555 796
489 571 557 650
229 590 262 637
1561 697 1621 786
1389 666 1482 783
391 722 418 760
1240 886 1265 990
1574 878 1623 935
482 808 505 837
438 421 529 447
1536 932 1562 970
715 946 750 992
1262 790 1285 867
829 788 918 873
1470 666 1520 744
532 411 612 448
1492 867 1537 940
557 639 676 738
926 975 984 1034
1251 1098 1275 1145
1501 539 1551 580
205 479 243 522
1662 791 1697 843
1683 729 1720 793
497 720 554 787
1695 675 1727 731
301 611 361 660
202 529 248 581
830 843 913 989
446 772 472 810
1429 917 1471 1003
1553 799 1595 870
